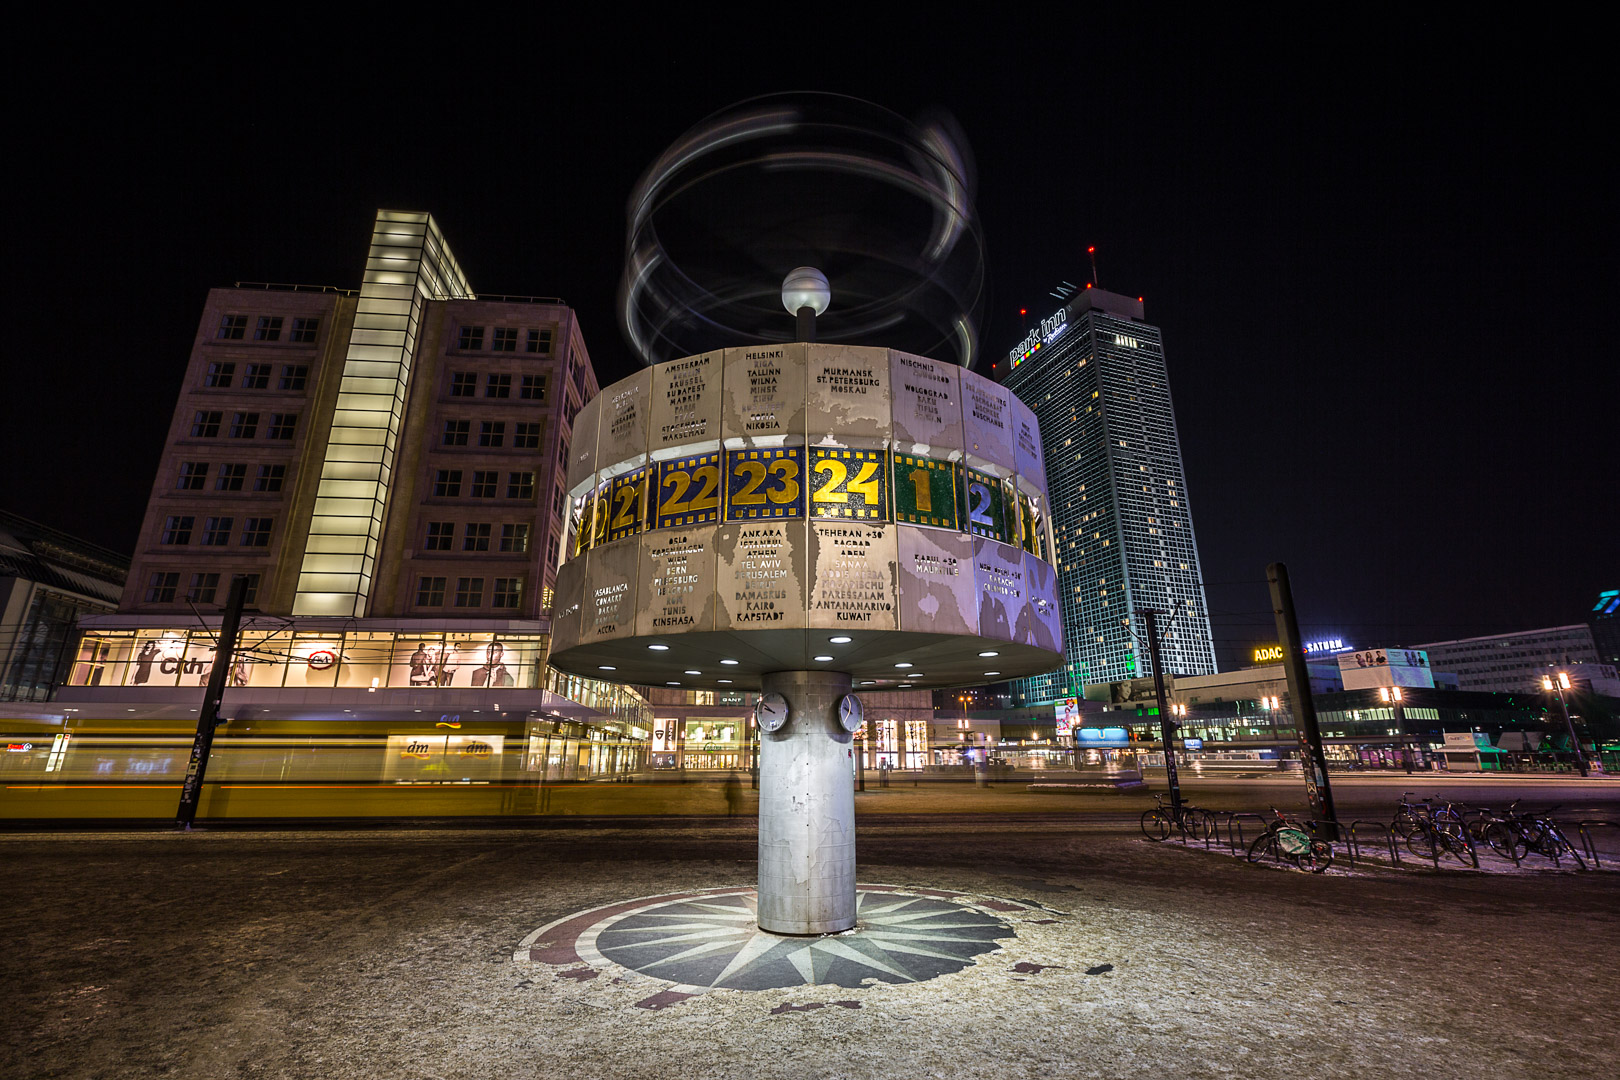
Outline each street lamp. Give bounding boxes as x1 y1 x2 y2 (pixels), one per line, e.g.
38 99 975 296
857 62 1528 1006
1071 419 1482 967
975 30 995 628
1541 671 1588 777
1380 685 1413 773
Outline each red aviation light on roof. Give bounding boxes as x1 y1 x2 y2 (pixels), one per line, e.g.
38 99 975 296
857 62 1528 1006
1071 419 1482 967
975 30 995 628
1085 282 1092 288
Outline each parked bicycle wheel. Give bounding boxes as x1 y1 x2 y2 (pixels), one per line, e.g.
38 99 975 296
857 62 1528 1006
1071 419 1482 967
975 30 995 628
1405 828 1439 860
1246 831 1275 864
1140 809 1171 842
1393 811 1419 838
1484 821 1527 861
1294 839 1334 873
1544 826 1587 869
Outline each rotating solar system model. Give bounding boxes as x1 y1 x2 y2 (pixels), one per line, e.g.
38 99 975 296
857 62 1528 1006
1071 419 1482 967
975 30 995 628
550 96 1062 936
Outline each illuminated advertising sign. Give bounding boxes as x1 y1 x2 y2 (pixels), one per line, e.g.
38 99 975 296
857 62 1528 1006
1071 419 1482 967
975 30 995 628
1077 726 1130 748
1255 638 1352 664
1007 307 1070 368
1056 697 1079 738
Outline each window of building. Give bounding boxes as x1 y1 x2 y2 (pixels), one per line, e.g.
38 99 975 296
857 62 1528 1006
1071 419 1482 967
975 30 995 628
161 516 194 544
216 464 247 491
463 522 492 551
204 362 235 387
514 422 540 449
545 538 559 566
254 464 285 492
241 518 273 547
457 326 484 350
254 317 283 342
553 487 566 515
268 413 297 440
486 373 512 398
493 577 522 609
279 364 309 391
479 421 505 447
417 576 447 607
425 521 454 551
454 577 484 607
146 572 180 603
191 411 222 438
526 328 552 354
492 327 519 352
218 315 247 340
470 471 497 498
443 420 470 446
290 317 319 343
520 374 547 401
242 363 271 389
434 470 462 497
229 412 258 439
506 471 535 499
202 517 232 545
177 462 208 490
187 573 220 604
239 573 261 605
500 523 529 553
451 371 476 397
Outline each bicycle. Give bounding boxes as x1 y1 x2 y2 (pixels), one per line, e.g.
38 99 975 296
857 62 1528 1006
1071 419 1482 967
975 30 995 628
1245 808 1333 872
1482 803 1586 868
1140 794 1215 842
1404 799 1478 867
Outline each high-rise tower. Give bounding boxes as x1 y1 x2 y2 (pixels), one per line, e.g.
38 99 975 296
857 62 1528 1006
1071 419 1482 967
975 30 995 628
999 286 1216 701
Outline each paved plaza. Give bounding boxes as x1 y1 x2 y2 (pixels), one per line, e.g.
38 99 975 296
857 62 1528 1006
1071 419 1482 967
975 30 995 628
5 792 1619 1080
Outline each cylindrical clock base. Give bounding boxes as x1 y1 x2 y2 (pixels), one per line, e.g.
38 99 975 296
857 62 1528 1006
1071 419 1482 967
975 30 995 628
756 669 857 935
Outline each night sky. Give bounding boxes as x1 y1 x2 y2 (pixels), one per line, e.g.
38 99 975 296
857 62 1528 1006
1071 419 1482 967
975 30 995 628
7 16 1613 671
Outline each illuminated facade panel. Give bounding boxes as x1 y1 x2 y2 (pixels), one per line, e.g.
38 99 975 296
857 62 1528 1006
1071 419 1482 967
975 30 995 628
1001 287 1216 700
294 212 475 616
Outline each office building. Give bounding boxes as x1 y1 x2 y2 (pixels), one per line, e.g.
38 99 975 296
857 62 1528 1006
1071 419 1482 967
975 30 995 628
1590 590 1620 669
1414 624 1613 694
997 286 1215 702
3 211 653 811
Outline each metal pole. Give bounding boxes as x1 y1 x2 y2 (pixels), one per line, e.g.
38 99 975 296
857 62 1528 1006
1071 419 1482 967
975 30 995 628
176 575 248 829
1550 679 1588 777
1266 562 1338 836
796 306 816 343
1141 610 1182 815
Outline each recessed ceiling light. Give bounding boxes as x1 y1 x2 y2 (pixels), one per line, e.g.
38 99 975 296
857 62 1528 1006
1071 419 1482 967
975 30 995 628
717 679 732 684
984 671 1001 676
599 665 617 671
894 662 913 668
721 659 739 665
829 636 852 644
666 681 681 685
648 644 670 651
684 670 701 675
978 651 999 657
814 655 834 662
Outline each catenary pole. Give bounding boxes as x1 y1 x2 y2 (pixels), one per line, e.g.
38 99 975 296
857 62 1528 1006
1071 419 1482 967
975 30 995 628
1141 609 1182 815
176 574 248 829
1266 562 1338 837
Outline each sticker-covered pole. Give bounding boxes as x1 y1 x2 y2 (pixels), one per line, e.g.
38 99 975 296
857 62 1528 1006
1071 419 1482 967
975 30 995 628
176 574 248 829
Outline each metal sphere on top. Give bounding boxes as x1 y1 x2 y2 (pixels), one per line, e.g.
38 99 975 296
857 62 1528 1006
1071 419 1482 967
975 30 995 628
781 267 831 316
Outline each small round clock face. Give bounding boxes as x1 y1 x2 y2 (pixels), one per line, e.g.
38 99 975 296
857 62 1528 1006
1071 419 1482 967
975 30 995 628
756 692 789 733
837 693 863 733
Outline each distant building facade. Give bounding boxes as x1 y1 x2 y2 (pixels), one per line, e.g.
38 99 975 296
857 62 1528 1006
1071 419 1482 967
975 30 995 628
1414 624 1609 694
0 513 127 701
997 286 1215 703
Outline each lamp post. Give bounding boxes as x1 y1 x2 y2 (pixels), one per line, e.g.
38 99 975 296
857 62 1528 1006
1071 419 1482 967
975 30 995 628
1541 671 1588 777
1379 685 1410 772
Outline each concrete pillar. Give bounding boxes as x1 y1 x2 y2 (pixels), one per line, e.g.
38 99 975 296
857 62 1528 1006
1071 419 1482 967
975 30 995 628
756 670 856 935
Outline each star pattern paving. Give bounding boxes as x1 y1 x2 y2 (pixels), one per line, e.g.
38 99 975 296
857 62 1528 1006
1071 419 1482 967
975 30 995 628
579 889 1014 991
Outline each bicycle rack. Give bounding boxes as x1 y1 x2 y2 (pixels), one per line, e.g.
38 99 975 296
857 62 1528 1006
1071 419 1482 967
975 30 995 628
1226 812 1267 858
1575 821 1619 869
1342 820 1400 869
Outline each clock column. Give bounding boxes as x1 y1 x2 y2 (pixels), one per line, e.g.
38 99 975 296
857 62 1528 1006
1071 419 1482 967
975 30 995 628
755 669 858 935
